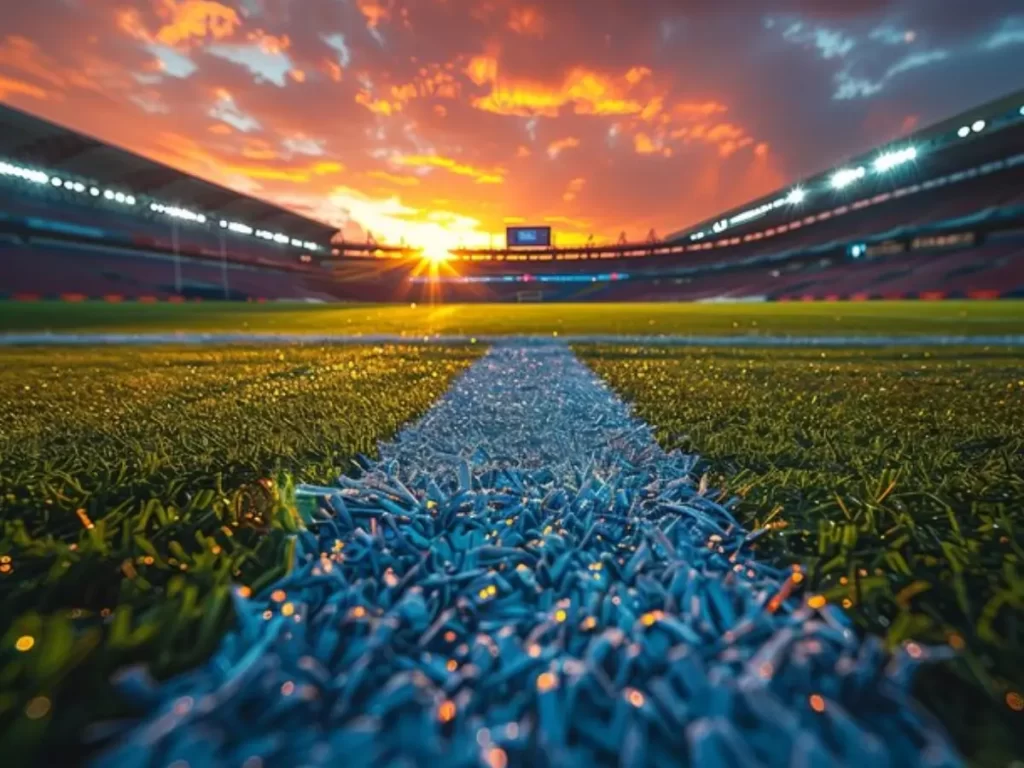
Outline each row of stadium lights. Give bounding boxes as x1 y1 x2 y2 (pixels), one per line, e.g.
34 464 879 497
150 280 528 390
143 203 312 248
692 145 920 242
0 159 321 252
687 105 1024 243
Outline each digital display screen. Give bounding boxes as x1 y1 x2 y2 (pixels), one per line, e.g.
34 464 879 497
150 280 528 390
506 226 552 247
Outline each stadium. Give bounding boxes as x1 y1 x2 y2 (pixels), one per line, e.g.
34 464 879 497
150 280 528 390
2 92 1024 306
1 3 1023 768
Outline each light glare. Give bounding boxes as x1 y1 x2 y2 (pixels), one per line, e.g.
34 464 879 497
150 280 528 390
831 166 866 189
873 147 917 173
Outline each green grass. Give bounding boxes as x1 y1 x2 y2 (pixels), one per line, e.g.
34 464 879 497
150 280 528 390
1 300 1023 337
0 344 481 764
578 344 1024 766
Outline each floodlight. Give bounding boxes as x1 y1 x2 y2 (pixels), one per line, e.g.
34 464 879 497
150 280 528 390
971 119 986 133
873 147 917 173
786 187 806 205
831 166 866 189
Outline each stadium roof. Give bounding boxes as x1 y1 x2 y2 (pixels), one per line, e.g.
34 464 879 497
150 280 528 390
666 87 1024 243
0 103 337 243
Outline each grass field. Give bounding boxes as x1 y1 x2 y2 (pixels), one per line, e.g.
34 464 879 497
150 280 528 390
2 299 1024 337
0 344 480 764
579 344 1024 765
3 301 1024 764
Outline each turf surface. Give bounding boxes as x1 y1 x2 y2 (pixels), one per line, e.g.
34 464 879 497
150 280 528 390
578 344 1024 765
0 344 480 765
98 344 958 768
2 300 1023 338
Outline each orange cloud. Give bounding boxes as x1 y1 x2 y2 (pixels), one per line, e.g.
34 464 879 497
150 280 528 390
666 117 759 158
2 5 775 256
152 131 344 186
393 154 505 184
116 9 151 42
633 132 659 154
357 0 392 28
391 83 418 101
508 7 546 38
705 123 745 142
248 30 290 54
324 59 343 82
149 131 261 193
368 170 421 186
0 35 104 93
122 1 241 49
562 176 585 202
672 101 728 118
241 139 278 160
233 160 342 183
312 162 344 175
547 136 580 158
356 90 396 115
625 66 651 85
414 67 461 99
468 60 649 119
466 54 498 86
0 73 48 100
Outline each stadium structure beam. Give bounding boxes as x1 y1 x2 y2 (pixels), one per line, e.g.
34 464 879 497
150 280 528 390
11 133 105 168
120 166 187 195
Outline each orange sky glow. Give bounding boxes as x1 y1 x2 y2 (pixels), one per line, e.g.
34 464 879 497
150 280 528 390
0 0 1021 251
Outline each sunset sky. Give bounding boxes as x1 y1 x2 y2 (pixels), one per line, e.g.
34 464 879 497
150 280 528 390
1 0 1021 251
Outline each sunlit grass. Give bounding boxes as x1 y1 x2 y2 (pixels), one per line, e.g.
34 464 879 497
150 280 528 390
1 299 1022 337
0 344 482 765
579 344 1024 765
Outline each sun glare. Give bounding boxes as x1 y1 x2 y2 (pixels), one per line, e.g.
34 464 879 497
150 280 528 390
422 242 452 263
417 229 462 264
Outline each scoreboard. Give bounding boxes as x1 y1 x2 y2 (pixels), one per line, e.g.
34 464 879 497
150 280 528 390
506 226 552 248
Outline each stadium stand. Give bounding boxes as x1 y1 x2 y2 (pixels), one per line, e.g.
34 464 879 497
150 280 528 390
0 103 352 301
1 90 1023 303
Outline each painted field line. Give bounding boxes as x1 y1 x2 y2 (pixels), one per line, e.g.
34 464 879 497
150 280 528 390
93 343 959 767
